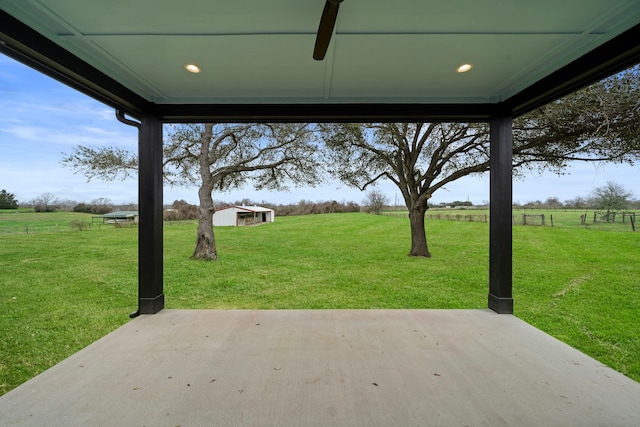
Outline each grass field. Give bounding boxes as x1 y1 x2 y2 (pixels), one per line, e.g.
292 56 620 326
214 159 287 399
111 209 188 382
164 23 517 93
1 210 638 395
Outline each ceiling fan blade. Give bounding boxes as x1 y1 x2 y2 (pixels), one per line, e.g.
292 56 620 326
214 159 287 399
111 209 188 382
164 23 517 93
313 0 343 60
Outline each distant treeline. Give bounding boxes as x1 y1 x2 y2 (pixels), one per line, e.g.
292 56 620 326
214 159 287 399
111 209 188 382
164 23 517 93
16 194 136 214
163 199 362 221
263 200 361 216
13 190 640 217
73 202 118 215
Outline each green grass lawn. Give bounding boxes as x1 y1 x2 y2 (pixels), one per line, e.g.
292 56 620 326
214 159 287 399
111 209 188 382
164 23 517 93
1 211 638 396
163 213 488 309
0 215 138 395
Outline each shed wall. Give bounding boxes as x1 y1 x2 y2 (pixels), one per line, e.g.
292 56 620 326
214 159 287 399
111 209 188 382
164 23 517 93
213 209 238 227
213 207 275 227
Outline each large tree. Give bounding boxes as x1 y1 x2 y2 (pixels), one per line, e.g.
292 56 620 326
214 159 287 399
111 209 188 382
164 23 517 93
321 122 491 257
62 123 320 259
321 66 640 257
591 181 633 211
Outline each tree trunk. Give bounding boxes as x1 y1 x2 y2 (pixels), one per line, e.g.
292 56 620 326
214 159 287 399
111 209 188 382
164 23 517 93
192 184 217 260
192 123 218 260
408 205 431 257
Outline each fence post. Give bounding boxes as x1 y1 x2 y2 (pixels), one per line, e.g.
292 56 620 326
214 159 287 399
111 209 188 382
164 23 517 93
631 214 636 232
550 214 553 227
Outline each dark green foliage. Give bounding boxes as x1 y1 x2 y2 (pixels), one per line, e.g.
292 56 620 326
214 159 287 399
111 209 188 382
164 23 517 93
0 189 19 209
432 200 473 208
73 202 111 215
73 203 93 213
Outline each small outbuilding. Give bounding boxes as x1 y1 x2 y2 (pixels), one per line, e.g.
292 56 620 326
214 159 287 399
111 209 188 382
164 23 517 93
101 211 139 224
213 206 275 227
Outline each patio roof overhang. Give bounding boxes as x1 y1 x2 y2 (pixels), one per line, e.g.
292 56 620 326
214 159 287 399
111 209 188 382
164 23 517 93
1 1 639 315
2 1 640 122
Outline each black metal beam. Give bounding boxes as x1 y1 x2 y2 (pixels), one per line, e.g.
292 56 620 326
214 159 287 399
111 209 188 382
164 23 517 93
0 10 148 119
488 112 513 314
505 23 640 118
137 111 164 315
157 103 495 123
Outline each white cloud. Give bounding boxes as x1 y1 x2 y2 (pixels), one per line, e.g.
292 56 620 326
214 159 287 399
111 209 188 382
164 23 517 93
39 102 115 122
1 164 139 205
76 126 120 137
1 124 136 148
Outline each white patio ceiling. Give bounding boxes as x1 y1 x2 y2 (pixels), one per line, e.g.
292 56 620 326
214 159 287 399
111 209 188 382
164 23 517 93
1 0 640 120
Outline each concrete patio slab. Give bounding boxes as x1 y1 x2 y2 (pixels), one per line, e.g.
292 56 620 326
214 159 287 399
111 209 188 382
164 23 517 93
1 309 639 426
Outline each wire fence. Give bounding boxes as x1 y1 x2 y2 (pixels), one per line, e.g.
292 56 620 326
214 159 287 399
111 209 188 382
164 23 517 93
586 211 636 225
0 220 138 235
0 223 84 235
2 211 636 234
426 213 489 223
382 210 637 231
512 214 546 226
384 212 541 225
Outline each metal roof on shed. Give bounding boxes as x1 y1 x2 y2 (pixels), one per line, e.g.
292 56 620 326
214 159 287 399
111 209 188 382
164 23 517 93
217 206 274 213
102 211 139 218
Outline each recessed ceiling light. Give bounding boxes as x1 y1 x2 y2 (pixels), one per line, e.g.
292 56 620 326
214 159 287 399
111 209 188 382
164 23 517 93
457 64 473 73
184 64 201 73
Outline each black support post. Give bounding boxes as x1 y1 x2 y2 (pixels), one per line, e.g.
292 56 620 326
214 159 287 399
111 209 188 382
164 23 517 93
488 113 514 314
136 111 164 315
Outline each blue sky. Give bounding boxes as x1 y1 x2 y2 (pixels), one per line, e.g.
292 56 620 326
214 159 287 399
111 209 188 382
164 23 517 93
0 54 636 207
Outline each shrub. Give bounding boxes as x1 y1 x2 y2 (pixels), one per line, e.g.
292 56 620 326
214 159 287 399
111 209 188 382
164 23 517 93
69 220 89 231
165 200 199 221
34 204 57 213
